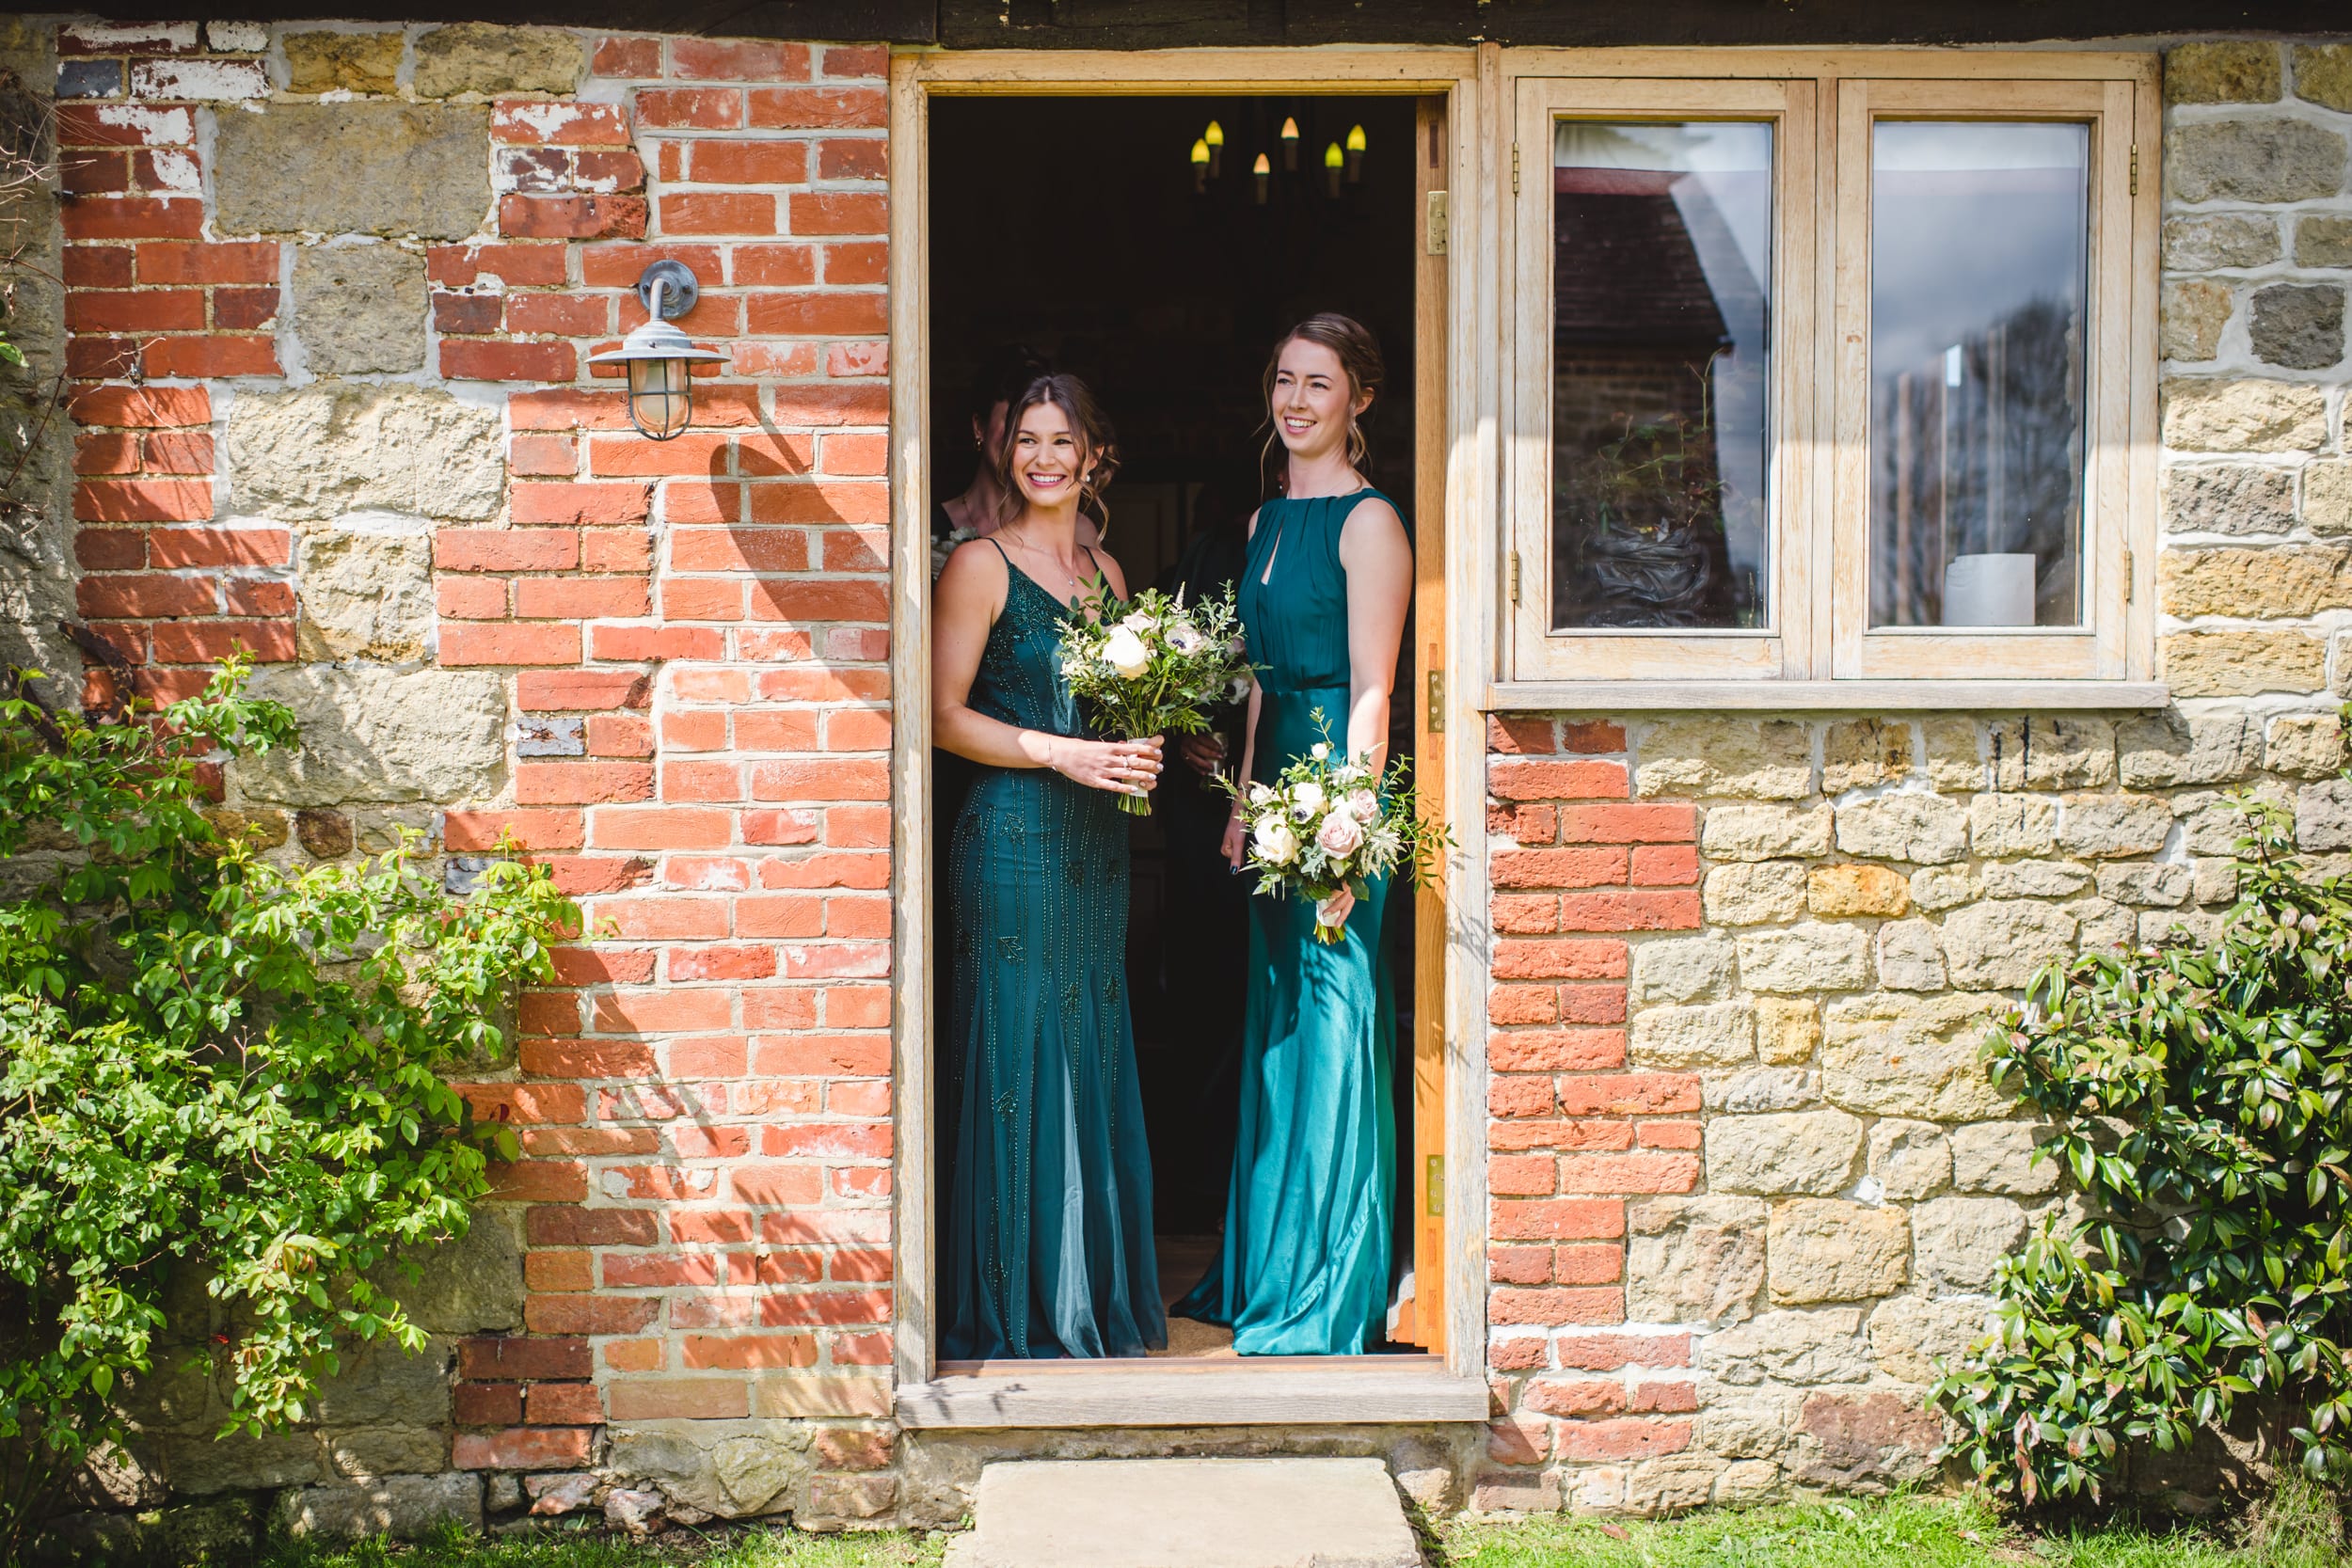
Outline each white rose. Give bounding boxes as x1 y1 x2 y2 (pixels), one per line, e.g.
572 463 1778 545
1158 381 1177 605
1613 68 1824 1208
1316 811 1363 859
1120 611 1158 632
1247 783 1275 807
1311 742 1330 760
1102 626 1151 678
1292 782 1326 819
1347 788 1379 822
1254 815 1299 864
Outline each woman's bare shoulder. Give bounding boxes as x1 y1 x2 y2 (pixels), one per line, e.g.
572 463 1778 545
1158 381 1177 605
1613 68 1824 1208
938 535 1008 601
1338 492 1407 547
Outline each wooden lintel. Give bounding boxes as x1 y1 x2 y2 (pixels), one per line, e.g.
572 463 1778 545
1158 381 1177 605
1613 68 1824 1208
74 2 2345 49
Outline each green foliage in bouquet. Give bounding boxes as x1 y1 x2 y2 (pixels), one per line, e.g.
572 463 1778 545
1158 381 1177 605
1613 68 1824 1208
1057 583 1253 816
0 658 577 1555
1226 712 1452 942
1930 798 2352 1504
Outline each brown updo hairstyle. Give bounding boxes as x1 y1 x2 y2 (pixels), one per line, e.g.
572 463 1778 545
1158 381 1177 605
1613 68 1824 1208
991 372 1120 535
1258 312 1386 497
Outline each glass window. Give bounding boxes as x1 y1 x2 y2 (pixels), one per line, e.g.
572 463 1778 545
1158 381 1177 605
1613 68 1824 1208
1867 121 2090 629
1549 121 1772 632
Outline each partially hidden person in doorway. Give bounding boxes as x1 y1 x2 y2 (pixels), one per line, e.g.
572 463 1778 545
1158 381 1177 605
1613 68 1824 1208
933 372 1167 1358
1175 315 1412 1356
931 344 1047 581
931 344 1104 581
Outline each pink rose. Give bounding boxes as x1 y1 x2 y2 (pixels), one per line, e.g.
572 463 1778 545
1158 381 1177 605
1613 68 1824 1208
1316 810 1363 859
1347 788 1379 823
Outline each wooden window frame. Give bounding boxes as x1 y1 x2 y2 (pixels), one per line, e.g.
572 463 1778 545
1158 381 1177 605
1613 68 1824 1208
1509 77 1817 683
1494 49 2163 711
1830 77 2138 681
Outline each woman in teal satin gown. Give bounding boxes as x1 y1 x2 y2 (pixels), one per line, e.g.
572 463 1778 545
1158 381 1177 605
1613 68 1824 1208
1176 316 1415 1355
933 375 1166 1359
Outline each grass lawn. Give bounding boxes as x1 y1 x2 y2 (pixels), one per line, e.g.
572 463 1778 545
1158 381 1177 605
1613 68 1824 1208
1434 1486 2342 1568
258 1521 947 1568
253 1488 2344 1568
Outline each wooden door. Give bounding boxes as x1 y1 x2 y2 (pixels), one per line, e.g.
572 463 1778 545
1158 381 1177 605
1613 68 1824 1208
1392 95 1450 1354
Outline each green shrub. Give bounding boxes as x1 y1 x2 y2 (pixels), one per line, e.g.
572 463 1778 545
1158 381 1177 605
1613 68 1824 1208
0 660 576 1557
1931 800 2352 1503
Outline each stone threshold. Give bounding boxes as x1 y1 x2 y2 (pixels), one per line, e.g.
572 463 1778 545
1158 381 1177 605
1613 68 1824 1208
944 1458 1422 1568
898 1354 1486 1429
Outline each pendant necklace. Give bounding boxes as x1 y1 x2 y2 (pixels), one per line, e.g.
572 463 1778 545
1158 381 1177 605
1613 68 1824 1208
1006 529 1087 593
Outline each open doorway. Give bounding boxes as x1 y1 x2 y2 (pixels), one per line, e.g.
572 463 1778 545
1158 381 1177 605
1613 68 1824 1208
926 91 1438 1362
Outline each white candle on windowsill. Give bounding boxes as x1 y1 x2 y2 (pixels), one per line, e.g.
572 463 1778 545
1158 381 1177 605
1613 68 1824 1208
1942 552 2037 627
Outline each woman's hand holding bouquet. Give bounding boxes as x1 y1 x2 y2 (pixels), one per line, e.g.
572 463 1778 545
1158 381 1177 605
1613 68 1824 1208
1056 584 1252 816
1226 713 1450 942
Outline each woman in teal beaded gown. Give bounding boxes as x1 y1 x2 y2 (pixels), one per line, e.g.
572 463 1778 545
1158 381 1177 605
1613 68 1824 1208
1176 316 1415 1355
933 373 1167 1359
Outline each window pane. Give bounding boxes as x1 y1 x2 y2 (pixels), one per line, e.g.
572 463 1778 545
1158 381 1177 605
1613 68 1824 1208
1868 121 2090 629
1550 121 1772 630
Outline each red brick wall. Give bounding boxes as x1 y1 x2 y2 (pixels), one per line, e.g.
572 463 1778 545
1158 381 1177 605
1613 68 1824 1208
1482 716 1705 1503
60 63 287 694
55 24 898 1518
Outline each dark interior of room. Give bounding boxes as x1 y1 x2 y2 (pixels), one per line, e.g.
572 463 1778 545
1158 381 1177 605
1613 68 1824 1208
929 92 1422 1354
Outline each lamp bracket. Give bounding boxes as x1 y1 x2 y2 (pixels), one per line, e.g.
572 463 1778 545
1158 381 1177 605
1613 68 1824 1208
634 260 699 322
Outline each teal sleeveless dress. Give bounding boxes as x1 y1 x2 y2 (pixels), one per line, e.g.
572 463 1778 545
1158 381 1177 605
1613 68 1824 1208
1176 490 1399 1355
941 542 1163 1360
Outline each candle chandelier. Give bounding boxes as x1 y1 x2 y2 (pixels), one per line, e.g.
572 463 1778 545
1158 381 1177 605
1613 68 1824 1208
1189 114 1365 200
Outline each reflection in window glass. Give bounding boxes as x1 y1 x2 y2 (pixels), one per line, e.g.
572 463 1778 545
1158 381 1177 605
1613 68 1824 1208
1550 121 1772 631
1869 121 2090 629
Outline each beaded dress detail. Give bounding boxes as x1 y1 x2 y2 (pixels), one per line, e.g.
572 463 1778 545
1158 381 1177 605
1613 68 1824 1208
940 542 1163 1359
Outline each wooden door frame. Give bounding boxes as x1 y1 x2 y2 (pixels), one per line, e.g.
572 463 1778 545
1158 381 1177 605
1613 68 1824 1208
885 44 1498 1424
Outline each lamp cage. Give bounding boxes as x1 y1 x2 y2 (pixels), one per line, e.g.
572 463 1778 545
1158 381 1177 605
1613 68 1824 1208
588 260 726 442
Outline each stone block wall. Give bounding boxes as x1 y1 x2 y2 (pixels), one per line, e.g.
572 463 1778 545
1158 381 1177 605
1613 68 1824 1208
1476 714 2201 1513
0 19 75 683
1471 40 2352 1517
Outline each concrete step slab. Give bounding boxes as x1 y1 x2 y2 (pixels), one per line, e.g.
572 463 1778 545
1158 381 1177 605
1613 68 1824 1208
944 1457 1422 1568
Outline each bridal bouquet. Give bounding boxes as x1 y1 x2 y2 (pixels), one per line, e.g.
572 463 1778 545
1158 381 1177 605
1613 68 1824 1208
1230 717 1450 942
1057 583 1252 816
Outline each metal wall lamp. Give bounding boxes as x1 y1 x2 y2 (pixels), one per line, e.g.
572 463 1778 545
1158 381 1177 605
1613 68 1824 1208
589 261 725 441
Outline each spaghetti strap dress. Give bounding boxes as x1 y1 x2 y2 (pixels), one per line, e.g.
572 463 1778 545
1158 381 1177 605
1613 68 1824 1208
940 540 1163 1360
1175 489 1399 1355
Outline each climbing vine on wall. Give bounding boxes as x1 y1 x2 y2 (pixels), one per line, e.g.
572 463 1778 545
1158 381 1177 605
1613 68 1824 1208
0 660 577 1556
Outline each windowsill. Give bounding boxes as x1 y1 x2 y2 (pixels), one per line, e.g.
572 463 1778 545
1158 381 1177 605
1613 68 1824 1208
896 1354 1489 1429
1483 678 2170 713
